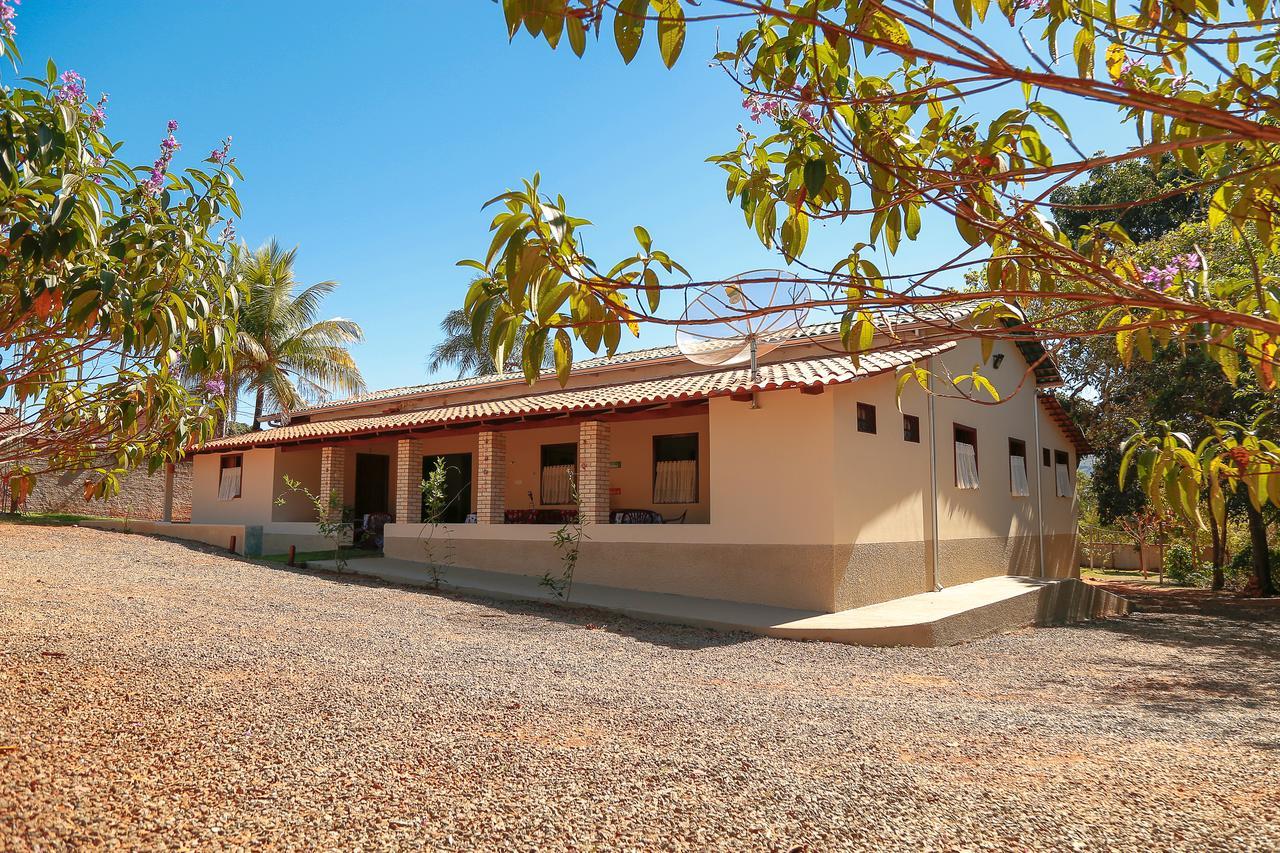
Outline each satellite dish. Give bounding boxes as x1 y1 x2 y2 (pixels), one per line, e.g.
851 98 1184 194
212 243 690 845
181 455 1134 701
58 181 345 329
675 270 811 379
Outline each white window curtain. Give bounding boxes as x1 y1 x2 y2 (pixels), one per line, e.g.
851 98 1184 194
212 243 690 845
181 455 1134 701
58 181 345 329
1010 455 1029 497
1056 462 1073 497
541 464 574 504
956 442 980 490
217 466 241 501
654 459 697 503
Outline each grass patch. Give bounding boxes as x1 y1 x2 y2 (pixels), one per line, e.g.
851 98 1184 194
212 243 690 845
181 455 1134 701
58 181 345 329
259 546 378 565
0 512 103 526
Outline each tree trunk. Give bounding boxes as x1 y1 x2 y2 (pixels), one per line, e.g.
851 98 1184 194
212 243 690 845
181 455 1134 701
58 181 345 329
1243 501 1275 597
1209 511 1225 591
251 387 265 432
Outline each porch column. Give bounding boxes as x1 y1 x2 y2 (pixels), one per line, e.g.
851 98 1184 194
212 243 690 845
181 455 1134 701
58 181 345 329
319 445 347 522
394 436 423 524
578 420 611 525
161 462 176 523
476 431 506 524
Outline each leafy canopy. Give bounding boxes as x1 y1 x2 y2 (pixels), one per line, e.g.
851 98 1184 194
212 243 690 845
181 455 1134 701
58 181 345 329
456 0 1280 530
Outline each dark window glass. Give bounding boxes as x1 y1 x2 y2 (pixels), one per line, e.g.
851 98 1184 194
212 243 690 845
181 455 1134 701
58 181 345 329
422 453 473 524
541 443 577 468
1055 449 1069 466
1043 447 1052 467
654 433 698 463
857 403 877 434
903 414 920 443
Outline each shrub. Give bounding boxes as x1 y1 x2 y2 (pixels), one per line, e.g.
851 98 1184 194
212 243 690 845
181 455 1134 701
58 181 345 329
1164 544 1210 587
1227 545 1280 591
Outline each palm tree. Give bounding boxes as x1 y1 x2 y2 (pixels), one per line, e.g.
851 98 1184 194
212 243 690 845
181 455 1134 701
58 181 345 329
232 240 366 429
428 278 554 378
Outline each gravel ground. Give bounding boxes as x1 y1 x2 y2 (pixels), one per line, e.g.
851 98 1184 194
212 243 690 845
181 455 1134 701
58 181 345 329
2 525 1279 851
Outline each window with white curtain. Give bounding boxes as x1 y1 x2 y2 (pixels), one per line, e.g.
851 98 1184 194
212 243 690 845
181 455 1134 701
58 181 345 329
1009 438 1029 497
540 443 577 505
218 454 242 501
1055 450 1073 497
954 425 979 490
653 434 698 503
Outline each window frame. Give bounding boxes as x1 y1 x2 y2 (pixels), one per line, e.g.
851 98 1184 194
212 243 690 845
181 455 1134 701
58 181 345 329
953 424 979 488
218 453 243 500
652 433 699 504
1008 438 1028 497
902 413 921 444
1054 449 1072 498
856 402 877 434
539 442 578 505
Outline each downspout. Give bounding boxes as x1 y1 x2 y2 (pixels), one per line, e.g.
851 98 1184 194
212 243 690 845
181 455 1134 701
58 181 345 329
1033 395 1046 577
927 359 941 591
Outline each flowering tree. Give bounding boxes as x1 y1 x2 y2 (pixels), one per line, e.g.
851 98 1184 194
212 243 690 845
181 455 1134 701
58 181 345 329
453 2 1280 568
0 13 243 503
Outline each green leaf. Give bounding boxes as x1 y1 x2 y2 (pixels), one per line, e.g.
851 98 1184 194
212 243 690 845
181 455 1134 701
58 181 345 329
634 224 652 252
614 0 647 64
567 16 587 57
803 159 826 198
554 328 573 386
656 0 685 68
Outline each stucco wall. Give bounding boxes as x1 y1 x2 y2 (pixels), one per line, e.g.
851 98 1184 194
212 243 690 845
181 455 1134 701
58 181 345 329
191 447 276 525
16 460 192 522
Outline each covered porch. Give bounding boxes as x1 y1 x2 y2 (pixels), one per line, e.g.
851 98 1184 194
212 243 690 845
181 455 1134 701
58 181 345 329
273 402 712 544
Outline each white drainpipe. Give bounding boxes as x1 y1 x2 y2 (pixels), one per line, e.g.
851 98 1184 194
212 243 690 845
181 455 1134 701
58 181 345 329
927 359 942 591
1033 395 1046 576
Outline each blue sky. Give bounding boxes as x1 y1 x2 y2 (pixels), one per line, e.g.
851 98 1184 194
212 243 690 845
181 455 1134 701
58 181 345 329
15 2 1116 400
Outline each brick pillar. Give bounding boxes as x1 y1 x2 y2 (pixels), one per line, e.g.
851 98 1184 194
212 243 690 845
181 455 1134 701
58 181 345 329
476 431 506 524
161 462 176 523
319 445 347 522
394 436 423 524
578 421 611 525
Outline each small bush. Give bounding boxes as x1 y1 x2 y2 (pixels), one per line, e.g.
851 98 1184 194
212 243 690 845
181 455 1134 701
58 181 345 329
1227 545 1280 590
1164 544 1210 587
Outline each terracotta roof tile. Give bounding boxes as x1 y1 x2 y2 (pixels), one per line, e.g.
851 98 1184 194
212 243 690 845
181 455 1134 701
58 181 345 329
1039 392 1091 455
200 343 955 453
263 306 983 422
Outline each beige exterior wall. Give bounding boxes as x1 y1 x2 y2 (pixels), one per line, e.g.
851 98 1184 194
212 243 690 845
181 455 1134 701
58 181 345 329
191 447 277 526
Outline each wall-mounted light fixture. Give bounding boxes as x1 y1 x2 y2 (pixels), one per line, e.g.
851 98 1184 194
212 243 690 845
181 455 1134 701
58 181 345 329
992 353 1005 369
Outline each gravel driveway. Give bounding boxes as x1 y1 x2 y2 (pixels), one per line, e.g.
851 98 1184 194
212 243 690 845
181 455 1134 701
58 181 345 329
2 525 1278 850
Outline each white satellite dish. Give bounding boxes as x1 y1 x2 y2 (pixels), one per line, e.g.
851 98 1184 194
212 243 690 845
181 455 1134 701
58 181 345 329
675 270 811 379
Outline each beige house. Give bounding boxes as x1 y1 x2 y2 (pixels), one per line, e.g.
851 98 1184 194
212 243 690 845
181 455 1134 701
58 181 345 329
190 314 1089 614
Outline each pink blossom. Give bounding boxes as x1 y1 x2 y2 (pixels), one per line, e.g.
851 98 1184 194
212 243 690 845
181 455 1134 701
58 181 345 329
143 121 181 198
209 136 233 164
0 0 18 38
56 70 85 105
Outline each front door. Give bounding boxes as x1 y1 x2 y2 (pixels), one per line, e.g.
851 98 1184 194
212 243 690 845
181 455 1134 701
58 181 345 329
353 453 390 520
422 453 473 524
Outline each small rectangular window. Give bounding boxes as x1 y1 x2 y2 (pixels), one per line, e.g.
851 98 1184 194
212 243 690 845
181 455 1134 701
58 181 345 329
1043 447 1052 467
1054 449 1073 497
218 454 242 501
857 403 877 434
540 443 577 505
903 414 921 443
653 433 698 503
954 425 979 489
1008 439 1029 497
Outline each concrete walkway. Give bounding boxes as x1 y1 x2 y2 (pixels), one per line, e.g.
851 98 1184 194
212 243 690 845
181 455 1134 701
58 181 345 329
307 557 1129 647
